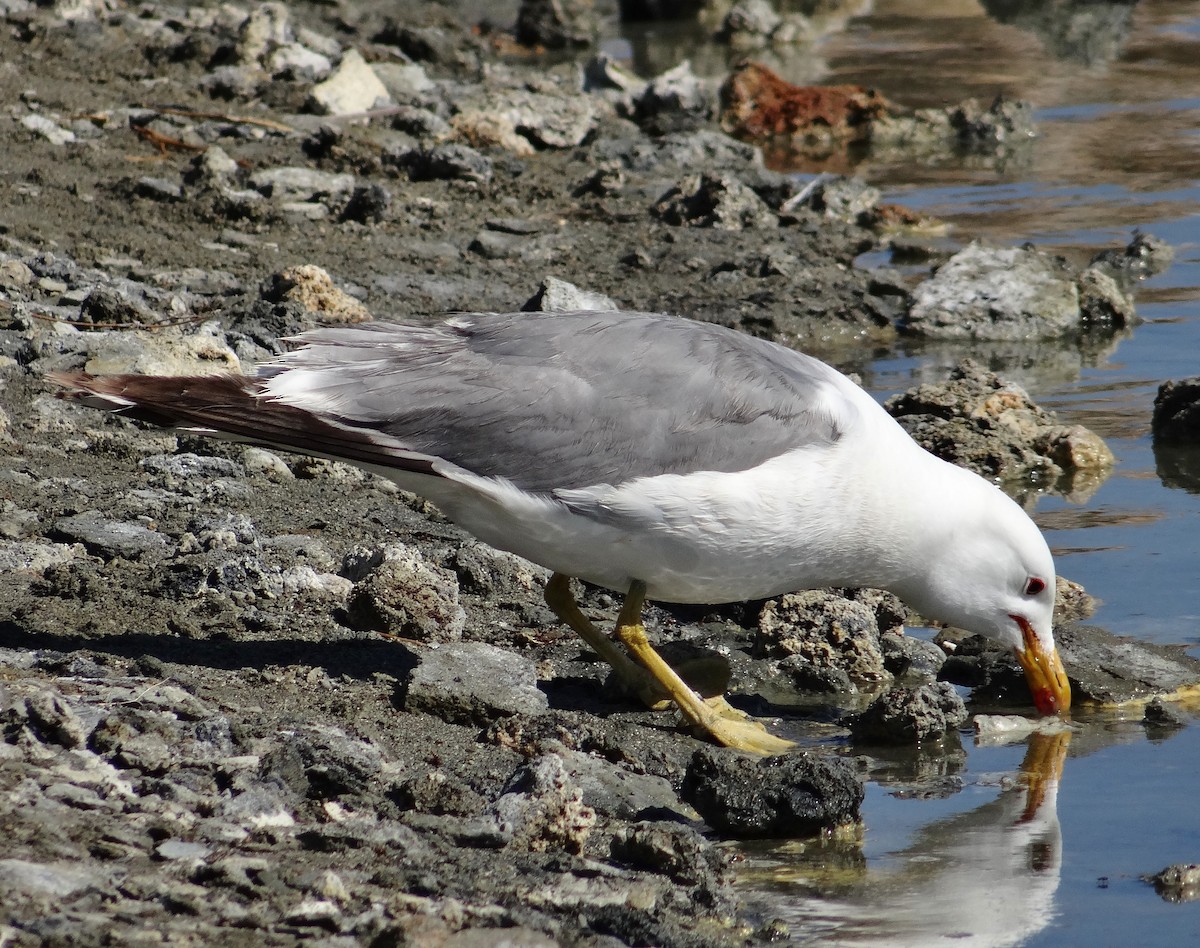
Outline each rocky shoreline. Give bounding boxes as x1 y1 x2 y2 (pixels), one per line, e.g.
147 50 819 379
1 2 1195 945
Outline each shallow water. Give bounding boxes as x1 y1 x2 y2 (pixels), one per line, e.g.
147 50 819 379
617 2 1200 943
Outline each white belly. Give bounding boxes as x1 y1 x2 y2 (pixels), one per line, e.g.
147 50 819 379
382 444 887 604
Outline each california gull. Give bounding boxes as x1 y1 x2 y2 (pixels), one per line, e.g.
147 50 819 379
50 310 1071 753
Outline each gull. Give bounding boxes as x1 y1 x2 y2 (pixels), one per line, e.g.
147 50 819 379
50 310 1071 753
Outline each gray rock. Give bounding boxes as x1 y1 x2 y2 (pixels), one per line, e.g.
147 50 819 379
388 105 451 140
447 541 548 598
522 277 619 312
881 632 946 680
492 753 595 853
903 242 1081 340
186 145 239 188
140 453 246 486
848 682 968 745
516 0 600 49
1143 697 1187 733
556 748 686 821
403 641 548 723
43 321 241 377
1077 265 1135 327
1057 624 1200 705
269 43 332 81
886 359 1114 489
452 87 598 153
235 1 293 65
633 61 714 136
609 821 727 896
1147 863 1200 903
346 543 466 641
373 62 434 100
719 0 783 43
248 167 356 204
682 747 863 838
757 590 891 689
77 286 156 326
0 858 104 897
949 95 1036 151
654 172 777 230
22 689 87 748
0 540 82 574
261 723 387 800
1089 230 1174 289
392 767 485 816
53 511 170 559
135 176 183 201
156 839 212 861
389 143 493 184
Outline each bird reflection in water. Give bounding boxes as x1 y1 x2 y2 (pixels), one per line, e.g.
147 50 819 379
740 731 1071 947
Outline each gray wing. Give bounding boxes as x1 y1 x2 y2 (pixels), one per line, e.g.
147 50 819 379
260 311 860 493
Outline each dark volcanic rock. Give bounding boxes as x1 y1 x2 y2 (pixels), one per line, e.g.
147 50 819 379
1152 376 1200 442
848 682 968 746
682 747 863 838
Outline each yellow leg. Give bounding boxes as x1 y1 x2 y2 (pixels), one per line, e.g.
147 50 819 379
612 581 795 755
544 572 652 690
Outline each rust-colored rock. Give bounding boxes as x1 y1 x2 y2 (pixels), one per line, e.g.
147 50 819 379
719 61 891 143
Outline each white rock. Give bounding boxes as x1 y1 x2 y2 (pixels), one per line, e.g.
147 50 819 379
237 1 294 65
270 42 332 81
308 49 391 116
21 114 75 145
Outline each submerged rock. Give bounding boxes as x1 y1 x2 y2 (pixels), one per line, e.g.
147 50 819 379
1146 863 1200 904
1152 376 1200 441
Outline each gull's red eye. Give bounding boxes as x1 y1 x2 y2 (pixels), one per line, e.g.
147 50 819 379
1024 577 1047 597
